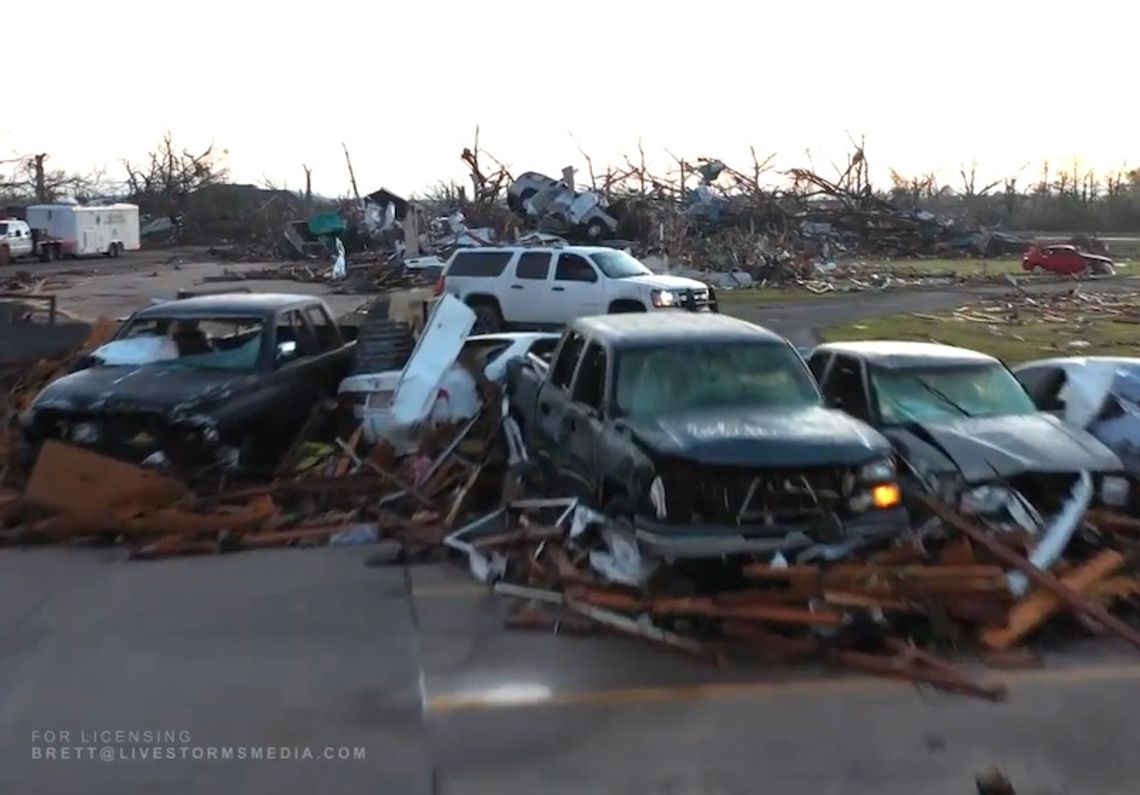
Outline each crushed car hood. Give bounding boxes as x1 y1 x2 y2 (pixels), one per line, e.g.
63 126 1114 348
31 365 257 417
625 405 891 468
623 273 709 292
885 413 1122 481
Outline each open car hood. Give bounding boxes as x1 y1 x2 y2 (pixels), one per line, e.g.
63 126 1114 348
885 413 1123 481
625 405 891 468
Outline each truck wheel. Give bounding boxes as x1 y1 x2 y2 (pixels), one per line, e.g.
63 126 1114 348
469 300 503 334
110 243 121 258
608 300 646 314
40 244 56 263
584 218 608 241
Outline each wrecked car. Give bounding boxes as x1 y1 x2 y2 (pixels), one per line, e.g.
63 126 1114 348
23 293 355 472
1015 356 1140 477
341 329 560 449
506 171 618 241
505 314 910 559
806 341 1134 533
1022 244 1116 277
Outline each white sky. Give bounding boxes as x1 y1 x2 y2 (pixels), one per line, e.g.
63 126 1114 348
5 0 1136 197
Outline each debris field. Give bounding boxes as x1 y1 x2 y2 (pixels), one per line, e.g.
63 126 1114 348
2 286 1140 705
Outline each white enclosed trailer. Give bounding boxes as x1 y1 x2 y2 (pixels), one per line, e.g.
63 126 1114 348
25 203 140 259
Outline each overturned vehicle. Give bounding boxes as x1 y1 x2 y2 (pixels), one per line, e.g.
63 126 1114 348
506 314 910 560
1014 355 1140 478
806 342 1135 540
22 294 356 473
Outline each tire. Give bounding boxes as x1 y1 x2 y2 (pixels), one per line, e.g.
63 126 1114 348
39 244 56 263
0 246 9 267
112 243 122 258
1089 261 1115 277
468 299 503 334
584 218 608 241
608 300 646 314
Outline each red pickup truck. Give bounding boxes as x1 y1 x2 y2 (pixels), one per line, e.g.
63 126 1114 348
1022 244 1116 276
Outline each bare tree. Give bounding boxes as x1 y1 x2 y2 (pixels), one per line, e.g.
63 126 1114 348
123 132 228 199
0 151 104 202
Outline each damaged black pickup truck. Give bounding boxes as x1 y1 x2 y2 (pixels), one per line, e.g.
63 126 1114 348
505 314 910 558
806 341 1135 537
23 293 355 472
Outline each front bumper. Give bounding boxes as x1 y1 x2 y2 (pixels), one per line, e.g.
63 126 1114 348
632 506 910 559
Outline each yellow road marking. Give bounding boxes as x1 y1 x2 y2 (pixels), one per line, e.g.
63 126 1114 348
426 662 1140 714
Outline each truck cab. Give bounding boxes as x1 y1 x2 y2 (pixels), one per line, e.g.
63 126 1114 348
0 219 35 264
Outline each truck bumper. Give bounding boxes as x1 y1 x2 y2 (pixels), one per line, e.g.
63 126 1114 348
632 506 910 560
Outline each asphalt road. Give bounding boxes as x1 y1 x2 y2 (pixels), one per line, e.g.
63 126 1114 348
4 257 1140 793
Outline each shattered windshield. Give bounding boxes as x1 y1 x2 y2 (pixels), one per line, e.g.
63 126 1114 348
872 363 1037 423
117 316 264 371
614 342 820 419
589 250 651 279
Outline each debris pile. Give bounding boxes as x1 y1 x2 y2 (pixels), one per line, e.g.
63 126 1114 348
445 494 1140 700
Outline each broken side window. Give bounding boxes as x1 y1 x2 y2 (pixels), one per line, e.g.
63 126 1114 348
821 355 872 420
571 343 607 411
555 254 598 283
550 332 586 390
305 305 339 351
274 310 316 366
807 352 831 383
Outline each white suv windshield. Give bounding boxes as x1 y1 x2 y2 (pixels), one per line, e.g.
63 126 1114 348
590 250 651 279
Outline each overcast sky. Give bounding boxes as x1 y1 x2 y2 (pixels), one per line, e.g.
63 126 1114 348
5 0 1134 198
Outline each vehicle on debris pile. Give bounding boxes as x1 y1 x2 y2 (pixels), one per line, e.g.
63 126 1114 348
1021 244 1116 277
806 341 1135 536
22 293 356 473
435 246 717 334
1015 356 1140 477
506 171 619 242
341 330 560 449
505 313 910 559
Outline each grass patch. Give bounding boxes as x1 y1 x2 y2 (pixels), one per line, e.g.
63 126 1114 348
859 257 1025 275
822 301 1140 364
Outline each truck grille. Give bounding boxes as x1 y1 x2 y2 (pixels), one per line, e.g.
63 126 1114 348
663 464 850 526
679 289 714 312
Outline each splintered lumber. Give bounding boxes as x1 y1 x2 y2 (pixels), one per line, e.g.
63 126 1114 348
980 550 1125 651
649 596 844 627
924 495 1140 653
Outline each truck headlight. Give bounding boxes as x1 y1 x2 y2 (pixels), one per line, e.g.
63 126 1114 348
650 290 678 308
1101 475 1131 507
859 457 895 483
649 475 668 519
69 421 101 444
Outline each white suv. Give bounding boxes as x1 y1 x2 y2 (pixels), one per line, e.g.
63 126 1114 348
433 246 717 333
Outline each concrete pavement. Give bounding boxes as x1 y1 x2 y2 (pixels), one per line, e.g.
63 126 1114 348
3 547 1140 794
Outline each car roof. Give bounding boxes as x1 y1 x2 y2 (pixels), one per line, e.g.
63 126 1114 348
132 293 318 319
573 313 785 347
1016 355 1140 370
813 340 998 369
451 245 617 255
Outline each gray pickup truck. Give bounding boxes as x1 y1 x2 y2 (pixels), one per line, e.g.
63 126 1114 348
505 313 911 559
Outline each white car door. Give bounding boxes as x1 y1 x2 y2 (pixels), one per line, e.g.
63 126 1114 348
500 251 556 324
550 252 605 322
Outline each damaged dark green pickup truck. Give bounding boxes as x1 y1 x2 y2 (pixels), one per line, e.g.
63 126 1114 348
505 313 910 559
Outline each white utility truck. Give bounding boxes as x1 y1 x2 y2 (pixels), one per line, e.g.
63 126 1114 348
24 203 140 261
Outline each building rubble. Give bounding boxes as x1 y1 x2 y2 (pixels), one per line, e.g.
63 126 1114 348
3 294 1140 701
190 139 1070 293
